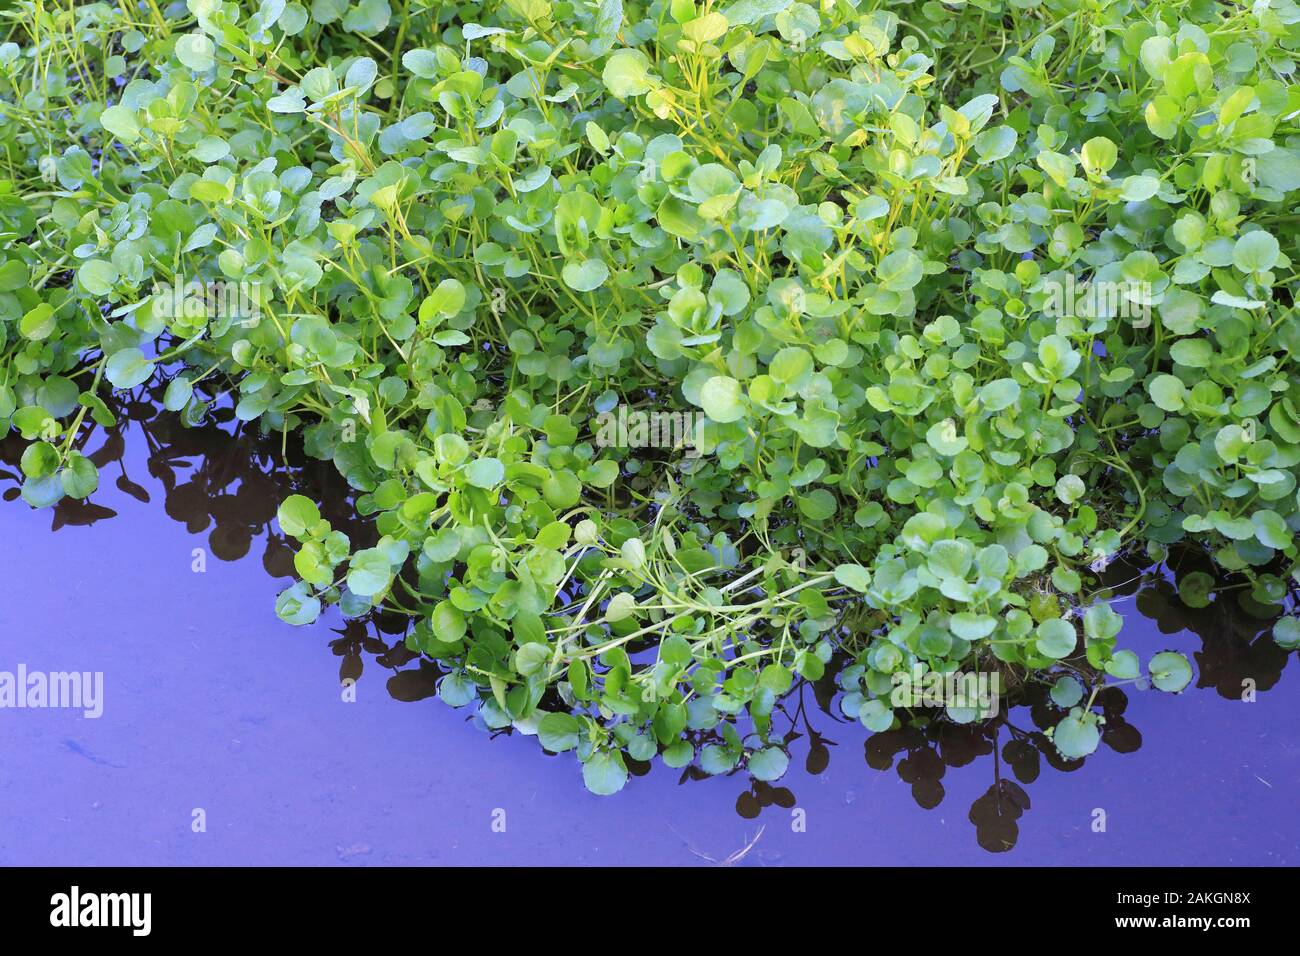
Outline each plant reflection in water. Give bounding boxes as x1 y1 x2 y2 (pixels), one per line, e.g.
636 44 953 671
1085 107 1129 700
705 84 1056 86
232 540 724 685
1 373 1290 854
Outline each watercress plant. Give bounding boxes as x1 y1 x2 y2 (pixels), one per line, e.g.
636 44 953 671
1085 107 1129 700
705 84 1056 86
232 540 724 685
2 0 1298 791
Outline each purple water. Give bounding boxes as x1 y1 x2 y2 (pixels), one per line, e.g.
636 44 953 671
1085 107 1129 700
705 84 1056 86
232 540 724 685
2 400 1297 866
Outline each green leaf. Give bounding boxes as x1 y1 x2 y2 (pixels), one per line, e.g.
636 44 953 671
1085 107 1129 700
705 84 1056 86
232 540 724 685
1083 603 1122 642
747 746 790 782
833 563 871 592
99 105 140 143
797 488 836 520
421 278 466 319
432 601 467 642
163 376 194 412
582 750 629 795
1148 374 1186 412
347 548 393 596
175 33 216 71
276 582 322 625
1178 571 1215 609
876 249 923 291
602 49 654 98
1119 175 1160 202
59 453 99 499
1080 136 1117 174
950 612 996 640
769 346 812 386
464 457 505 488
1055 474 1085 504
538 713 581 752
657 196 703 239
1050 676 1084 708
1035 618 1077 659
266 88 306 113
1169 339 1213 368
699 375 745 422
1275 617 1300 650
605 591 637 622
859 699 894 732
973 125 1017 163
1252 510 1291 550
1233 231 1280 273
1052 709 1101 759
515 642 551 676
561 257 609 292
438 673 477 707
1149 651 1192 692
311 0 347 22
20 441 59 479
1105 650 1140 679
979 378 1021 411
342 0 391 34
21 474 65 508
699 744 739 774
402 48 440 78
20 303 56 340
78 259 119 296
278 494 321 537
722 0 791 26
105 348 155 390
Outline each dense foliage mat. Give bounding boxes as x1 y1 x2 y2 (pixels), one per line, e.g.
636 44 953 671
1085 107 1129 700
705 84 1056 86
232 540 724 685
3 0 1299 792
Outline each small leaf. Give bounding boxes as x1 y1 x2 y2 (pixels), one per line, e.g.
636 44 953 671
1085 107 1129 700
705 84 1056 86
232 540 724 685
1149 651 1193 692
833 563 871 592
175 33 216 71
278 495 321 537
1148 374 1186 412
1053 708 1101 759
561 257 609 292
747 746 790 782
582 750 629 795
538 713 581 752
105 348 155 390
1035 619 1077 659
699 375 745 422
346 548 393 596
602 49 653 98
464 457 505 489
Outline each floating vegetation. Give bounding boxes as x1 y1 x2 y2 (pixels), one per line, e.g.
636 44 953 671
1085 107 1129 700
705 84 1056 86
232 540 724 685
2 0 1298 793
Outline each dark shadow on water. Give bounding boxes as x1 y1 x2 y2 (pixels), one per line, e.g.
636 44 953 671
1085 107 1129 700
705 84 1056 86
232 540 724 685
2 376 1295 855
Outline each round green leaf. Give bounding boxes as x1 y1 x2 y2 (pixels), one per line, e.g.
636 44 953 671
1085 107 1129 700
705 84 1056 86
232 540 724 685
561 257 609 292
1053 709 1101 759
105 348 154 390
538 713 581 752
276 582 322 625
1232 231 1280 273
582 750 629 795
747 746 790 782
20 303 56 340
1148 651 1193 692
1050 675 1085 708
278 494 321 537
833 563 871 592
1035 618 1077 659
346 548 393 596
78 259 119 296
175 33 216 71
1274 616 1300 650
699 375 745 423
1148 374 1186 412
602 49 653 98
464 457 505 489
60 453 99 499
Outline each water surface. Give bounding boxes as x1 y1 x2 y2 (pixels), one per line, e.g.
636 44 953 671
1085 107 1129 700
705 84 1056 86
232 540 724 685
1 392 1297 865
